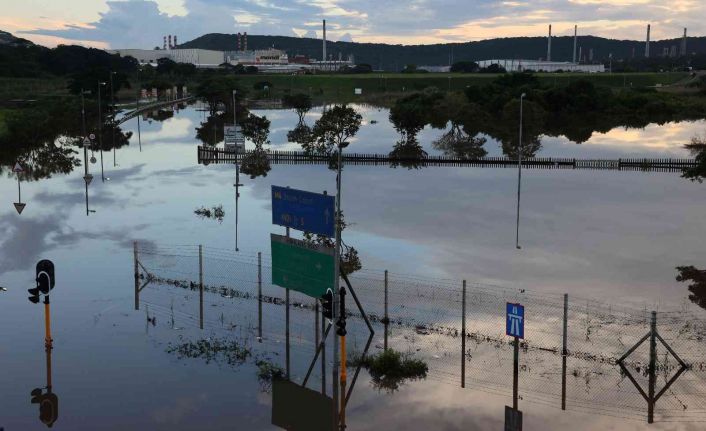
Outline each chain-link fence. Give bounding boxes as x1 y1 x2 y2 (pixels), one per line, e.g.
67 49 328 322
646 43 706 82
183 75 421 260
133 242 706 424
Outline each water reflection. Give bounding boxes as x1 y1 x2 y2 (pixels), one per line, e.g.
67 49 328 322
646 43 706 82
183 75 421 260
676 266 706 310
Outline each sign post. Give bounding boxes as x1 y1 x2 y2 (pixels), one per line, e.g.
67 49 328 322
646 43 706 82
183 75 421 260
506 302 524 430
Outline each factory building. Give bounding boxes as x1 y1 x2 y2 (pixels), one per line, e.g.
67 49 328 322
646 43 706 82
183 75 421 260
476 59 605 73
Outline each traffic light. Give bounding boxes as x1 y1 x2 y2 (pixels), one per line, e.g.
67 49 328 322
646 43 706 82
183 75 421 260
321 289 333 320
30 388 58 427
28 287 41 304
36 260 55 294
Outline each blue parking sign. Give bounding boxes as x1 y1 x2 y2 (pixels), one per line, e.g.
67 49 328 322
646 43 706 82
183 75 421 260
506 303 524 339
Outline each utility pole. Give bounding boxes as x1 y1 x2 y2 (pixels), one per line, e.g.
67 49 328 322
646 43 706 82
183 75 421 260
515 93 526 250
110 71 117 167
97 81 106 182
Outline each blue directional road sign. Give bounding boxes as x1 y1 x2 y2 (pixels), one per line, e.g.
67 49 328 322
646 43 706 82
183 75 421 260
272 186 335 237
506 303 525 339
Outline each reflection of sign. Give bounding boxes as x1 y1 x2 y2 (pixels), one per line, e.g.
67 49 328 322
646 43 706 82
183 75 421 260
272 378 333 431
506 303 524 339
14 202 26 214
504 406 522 431
13 162 23 173
224 125 245 152
272 186 335 237
271 234 334 298
354 88 362 95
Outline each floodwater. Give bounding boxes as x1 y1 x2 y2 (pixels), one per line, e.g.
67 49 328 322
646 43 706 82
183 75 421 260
1 102 705 430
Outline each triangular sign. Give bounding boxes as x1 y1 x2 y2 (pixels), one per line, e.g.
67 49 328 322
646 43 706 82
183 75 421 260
14 202 26 214
13 162 24 173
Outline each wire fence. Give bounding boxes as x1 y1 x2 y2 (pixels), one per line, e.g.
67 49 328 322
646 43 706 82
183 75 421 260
134 242 706 424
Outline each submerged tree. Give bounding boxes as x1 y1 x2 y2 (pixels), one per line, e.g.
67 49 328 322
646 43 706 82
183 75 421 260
676 266 706 310
282 93 313 124
429 94 488 160
307 105 362 170
682 133 706 183
240 114 271 178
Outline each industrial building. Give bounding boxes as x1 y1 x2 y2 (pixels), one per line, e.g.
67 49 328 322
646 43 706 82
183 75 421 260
476 59 605 73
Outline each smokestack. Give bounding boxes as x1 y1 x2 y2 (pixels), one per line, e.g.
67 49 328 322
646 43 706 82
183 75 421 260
163 36 167 50
243 32 247 51
174 35 177 48
547 24 552 62
578 46 582 63
589 48 593 62
573 25 578 63
645 24 651 58
168 35 172 50
323 20 327 62
237 32 241 51
682 28 687 56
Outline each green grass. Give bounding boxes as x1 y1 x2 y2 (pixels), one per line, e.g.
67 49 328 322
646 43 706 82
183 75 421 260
238 72 689 102
0 77 68 101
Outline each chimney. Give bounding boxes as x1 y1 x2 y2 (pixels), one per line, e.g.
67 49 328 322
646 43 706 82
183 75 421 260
323 20 327 62
168 35 172 50
163 36 167 50
243 32 248 51
578 46 582 63
174 35 177 48
547 24 552 62
237 32 241 51
645 24 651 58
682 28 687 56
573 25 578 63
589 48 593 62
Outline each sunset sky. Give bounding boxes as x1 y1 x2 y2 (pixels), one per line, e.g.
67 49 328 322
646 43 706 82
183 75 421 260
2 0 703 49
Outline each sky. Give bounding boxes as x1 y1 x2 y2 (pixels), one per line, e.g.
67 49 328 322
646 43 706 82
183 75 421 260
1 0 704 49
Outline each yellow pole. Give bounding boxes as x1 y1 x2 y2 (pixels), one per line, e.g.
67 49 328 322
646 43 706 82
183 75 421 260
44 298 52 349
340 334 346 429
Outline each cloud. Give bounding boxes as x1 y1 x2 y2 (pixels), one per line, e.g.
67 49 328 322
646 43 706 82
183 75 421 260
12 0 706 48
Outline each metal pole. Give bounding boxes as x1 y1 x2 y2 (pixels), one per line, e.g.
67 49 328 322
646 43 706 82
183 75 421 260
110 72 116 167
235 163 240 252
513 337 519 410
17 175 21 203
515 93 525 250
44 296 52 350
134 242 139 310
98 82 105 182
462 280 466 388
333 145 342 430
384 270 388 351
648 311 657 424
322 307 327 395
258 252 262 340
286 288 290 378
562 293 568 410
136 69 142 152
199 245 204 330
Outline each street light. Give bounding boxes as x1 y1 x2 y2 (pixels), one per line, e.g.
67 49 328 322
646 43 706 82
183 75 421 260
97 81 107 182
515 93 526 250
110 71 117 167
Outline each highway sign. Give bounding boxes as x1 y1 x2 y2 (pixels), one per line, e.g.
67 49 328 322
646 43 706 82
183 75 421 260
272 186 335 237
506 303 525 339
14 202 26 214
271 234 334 298
13 162 23 173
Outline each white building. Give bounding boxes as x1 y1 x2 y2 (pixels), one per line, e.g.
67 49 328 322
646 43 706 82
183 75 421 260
109 48 225 68
477 59 605 73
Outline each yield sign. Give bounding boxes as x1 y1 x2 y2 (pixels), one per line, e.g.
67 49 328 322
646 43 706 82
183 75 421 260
14 202 26 214
13 162 24 173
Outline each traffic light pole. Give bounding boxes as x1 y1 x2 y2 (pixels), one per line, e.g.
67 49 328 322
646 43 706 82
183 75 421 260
44 296 52 350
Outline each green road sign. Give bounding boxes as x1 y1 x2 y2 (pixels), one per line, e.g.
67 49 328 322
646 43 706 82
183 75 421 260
271 233 334 298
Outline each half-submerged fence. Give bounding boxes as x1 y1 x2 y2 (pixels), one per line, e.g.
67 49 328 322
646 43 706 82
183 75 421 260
134 242 706 424
197 146 698 172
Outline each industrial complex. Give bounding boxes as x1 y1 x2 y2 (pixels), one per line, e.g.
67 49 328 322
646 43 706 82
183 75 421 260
108 22 690 74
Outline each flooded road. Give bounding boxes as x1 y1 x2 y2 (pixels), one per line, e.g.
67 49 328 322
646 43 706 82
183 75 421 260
1 103 705 430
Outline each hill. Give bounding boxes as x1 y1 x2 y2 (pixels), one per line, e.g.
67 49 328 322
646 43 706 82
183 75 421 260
180 33 706 68
0 30 34 48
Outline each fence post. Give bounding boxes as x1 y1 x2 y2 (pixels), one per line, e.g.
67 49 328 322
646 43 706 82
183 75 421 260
133 241 139 310
461 280 466 388
384 270 389 351
258 252 262 340
648 310 657 424
562 293 568 410
199 245 203 330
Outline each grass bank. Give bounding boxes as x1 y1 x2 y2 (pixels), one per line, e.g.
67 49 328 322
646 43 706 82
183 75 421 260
0 77 68 101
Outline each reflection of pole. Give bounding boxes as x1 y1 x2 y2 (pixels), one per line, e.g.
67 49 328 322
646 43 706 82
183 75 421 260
561 293 568 410
134 242 139 310
110 72 116 167
286 287 290 378
340 332 347 429
199 245 204 330
235 164 240 252
98 82 105 182
515 93 525 250
648 311 657 424
321 310 327 395
257 252 262 340
513 337 519 409
46 342 53 389
17 174 21 203
384 270 388 351
136 69 142 152
461 280 466 388
44 296 52 349
333 145 342 430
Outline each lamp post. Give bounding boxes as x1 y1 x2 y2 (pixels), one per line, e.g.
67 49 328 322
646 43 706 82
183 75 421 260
515 93 526 250
110 71 117 167
136 68 142 152
232 89 242 252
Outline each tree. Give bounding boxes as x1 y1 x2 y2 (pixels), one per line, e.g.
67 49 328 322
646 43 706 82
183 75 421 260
307 105 363 169
450 61 479 73
240 114 271 178
195 75 246 115
389 89 442 145
676 266 706 310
